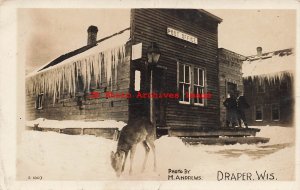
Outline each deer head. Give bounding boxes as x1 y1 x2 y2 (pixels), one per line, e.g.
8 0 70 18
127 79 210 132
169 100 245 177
110 151 124 177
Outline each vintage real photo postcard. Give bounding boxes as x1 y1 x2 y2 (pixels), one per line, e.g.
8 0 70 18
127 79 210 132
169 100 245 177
0 0 299 189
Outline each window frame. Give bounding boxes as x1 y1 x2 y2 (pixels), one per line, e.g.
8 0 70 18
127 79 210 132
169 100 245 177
178 63 191 104
254 105 263 121
193 67 205 106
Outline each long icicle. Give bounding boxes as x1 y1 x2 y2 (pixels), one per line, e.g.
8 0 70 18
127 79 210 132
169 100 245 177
26 44 127 104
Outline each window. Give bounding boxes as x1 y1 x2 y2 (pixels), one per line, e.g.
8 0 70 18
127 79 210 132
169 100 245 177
272 104 280 121
178 63 206 105
179 64 191 104
255 105 263 121
194 67 205 105
35 93 44 110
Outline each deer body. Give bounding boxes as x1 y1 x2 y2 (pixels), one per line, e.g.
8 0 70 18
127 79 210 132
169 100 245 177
111 118 156 177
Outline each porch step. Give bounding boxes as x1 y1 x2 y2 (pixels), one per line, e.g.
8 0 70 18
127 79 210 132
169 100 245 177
182 136 270 145
169 127 260 137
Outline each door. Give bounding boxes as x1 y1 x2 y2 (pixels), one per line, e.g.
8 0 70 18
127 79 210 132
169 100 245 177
152 66 167 127
227 82 237 97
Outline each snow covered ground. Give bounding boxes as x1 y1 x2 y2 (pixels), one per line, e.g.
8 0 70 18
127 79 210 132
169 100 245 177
17 126 295 181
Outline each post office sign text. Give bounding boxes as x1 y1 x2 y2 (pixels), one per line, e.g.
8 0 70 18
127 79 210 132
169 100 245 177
167 27 198 44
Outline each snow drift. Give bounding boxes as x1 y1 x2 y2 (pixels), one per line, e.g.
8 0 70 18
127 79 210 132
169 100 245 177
17 126 295 181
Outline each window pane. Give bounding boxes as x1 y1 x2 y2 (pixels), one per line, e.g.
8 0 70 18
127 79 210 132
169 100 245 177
194 86 198 103
179 83 184 101
179 64 184 82
194 68 198 85
194 87 204 104
199 69 204 86
185 66 190 83
184 84 190 102
199 87 204 104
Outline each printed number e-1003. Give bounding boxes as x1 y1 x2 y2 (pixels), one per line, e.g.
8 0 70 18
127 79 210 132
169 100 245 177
28 176 43 180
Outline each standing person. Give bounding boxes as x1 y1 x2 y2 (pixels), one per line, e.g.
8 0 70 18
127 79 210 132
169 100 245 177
223 92 238 128
236 91 250 128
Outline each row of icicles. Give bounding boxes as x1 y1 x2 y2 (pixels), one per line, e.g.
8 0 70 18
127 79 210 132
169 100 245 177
243 71 293 85
26 44 126 105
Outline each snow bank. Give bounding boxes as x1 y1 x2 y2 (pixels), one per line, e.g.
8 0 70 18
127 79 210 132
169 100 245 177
26 118 126 130
17 126 295 180
256 125 295 144
17 131 117 180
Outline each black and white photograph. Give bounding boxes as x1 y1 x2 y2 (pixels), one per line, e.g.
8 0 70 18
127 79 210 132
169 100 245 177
0 0 299 190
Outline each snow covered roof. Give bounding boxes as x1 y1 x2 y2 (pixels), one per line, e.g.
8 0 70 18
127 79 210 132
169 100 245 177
26 28 130 100
242 48 295 78
26 28 130 77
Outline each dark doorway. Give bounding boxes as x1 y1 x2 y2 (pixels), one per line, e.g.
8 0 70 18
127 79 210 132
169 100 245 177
152 67 167 128
227 82 237 96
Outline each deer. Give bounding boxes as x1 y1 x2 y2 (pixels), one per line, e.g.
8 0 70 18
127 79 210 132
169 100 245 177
110 117 157 177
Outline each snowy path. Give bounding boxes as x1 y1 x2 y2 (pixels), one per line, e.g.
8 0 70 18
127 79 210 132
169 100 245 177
17 126 295 180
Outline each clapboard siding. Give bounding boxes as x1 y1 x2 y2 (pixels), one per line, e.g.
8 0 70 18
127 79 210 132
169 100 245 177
130 9 220 128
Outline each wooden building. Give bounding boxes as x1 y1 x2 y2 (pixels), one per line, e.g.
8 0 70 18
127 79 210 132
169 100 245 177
218 48 246 127
242 47 295 126
26 9 223 134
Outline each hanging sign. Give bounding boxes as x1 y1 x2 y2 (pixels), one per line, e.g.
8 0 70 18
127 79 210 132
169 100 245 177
167 27 198 44
132 43 142 60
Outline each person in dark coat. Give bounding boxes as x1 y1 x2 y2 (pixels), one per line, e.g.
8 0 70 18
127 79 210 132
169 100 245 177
236 91 250 128
223 92 238 128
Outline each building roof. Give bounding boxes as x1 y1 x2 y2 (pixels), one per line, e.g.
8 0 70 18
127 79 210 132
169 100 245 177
242 48 295 78
27 28 130 77
198 9 223 23
218 48 246 60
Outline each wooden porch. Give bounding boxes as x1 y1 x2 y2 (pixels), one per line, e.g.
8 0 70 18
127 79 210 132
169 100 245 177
161 127 270 145
27 124 270 145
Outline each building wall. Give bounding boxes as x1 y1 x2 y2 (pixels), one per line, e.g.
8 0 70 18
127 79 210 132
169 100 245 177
243 74 294 126
218 48 244 127
130 9 221 129
26 55 131 122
